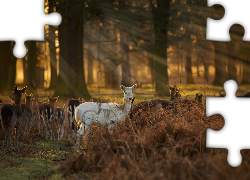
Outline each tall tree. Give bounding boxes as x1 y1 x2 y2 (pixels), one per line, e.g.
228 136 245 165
26 41 38 96
22 56 27 85
0 42 17 93
48 0 57 89
241 41 250 84
149 0 171 96
54 0 90 99
226 25 240 82
87 22 94 85
213 42 227 85
120 28 132 87
7 46 17 93
185 45 195 84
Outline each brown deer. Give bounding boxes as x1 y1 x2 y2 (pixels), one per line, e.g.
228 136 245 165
168 85 181 103
21 93 32 137
68 98 83 140
1 86 26 151
40 94 59 140
195 93 203 104
55 104 66 140
35 98 46 134
219 90 226 97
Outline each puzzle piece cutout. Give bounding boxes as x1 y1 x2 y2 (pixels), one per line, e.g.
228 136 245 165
206 80 250 167
207 0 250 41
0 0 61 58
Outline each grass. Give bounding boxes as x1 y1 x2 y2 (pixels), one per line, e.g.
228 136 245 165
0 123 76 179
0 149 62 180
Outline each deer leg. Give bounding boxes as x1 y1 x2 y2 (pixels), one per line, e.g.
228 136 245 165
38 116 41 133
6 129 11 152
74 121 77 142
60 123 64 140
50 118 54 141
77 123 89 151
67 115 71 141
16 126 19 150
50 121 52 140
58 121 60 140
42 119 46 137
25 119 28 138
53 118 56 141
57 121 60 141
26 116 31 137
44 118 48 140
28 116 35 136
109 123 115 134
57 122 59 141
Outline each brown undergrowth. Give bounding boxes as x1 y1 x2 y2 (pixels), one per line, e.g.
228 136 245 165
58 100 248 180
1 98 248 179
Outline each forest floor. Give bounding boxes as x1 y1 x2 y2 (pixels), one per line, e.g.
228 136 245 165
0 84 250 179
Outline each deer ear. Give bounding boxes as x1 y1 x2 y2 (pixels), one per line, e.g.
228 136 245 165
22 86 27 93
132 84 137 91
120 85 125 91
54 96 59 101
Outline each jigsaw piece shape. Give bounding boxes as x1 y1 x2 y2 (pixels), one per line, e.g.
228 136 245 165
206 80 250 167
0 0 61 58
207 0 250 41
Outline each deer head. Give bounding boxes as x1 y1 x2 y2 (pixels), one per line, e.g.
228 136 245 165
12 86 27 105
121 84 137 101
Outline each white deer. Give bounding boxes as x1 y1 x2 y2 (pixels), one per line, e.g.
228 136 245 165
75 84 137 150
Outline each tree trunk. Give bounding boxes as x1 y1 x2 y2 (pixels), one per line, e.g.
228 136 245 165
203 61 209 84
186 46 195 84
87 44 94 85
196 58 200 77
27 41 38 96
48 0 57 89
146 49 154 84
120 29 132 87
241 41 250 84
105 67 120 89
213 42 226 85
49 25 57 89
7 51 17 92
0 42 15 93
87 23 94 85
150 0 171 96
227 42 237 81
54 0 90 99
22 57 27 85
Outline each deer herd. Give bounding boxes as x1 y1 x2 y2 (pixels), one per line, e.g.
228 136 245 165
0 84 205 151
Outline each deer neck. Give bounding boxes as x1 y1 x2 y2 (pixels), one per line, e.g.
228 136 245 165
14 97 22 107
49 102 55 109
26 99 31 108
122 99 132 113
